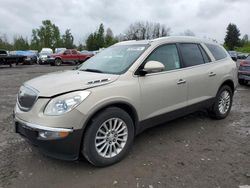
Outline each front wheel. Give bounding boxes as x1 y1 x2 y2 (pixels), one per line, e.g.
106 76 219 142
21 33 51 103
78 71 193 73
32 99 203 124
55 58 62 66
82 107 134 167
208 85 233 120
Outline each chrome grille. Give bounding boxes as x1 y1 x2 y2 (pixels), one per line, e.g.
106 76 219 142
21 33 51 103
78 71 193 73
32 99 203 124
17 85 38 111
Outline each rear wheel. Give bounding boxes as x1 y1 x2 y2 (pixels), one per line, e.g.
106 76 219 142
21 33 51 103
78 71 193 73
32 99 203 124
208 85 233 120
82 107 134 167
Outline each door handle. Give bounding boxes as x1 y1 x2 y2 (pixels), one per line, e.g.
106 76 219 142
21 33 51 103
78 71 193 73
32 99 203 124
209 72 216 77
177 79 186 85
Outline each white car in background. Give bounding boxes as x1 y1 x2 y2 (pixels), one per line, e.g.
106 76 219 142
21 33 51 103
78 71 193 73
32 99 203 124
38 48 53 64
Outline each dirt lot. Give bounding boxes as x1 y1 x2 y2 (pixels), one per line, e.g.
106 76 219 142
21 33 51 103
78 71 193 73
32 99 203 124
0 65 249 188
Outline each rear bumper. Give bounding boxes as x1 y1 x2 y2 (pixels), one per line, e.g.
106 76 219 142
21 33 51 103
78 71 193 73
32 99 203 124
14 116 83 161
238 71 250 80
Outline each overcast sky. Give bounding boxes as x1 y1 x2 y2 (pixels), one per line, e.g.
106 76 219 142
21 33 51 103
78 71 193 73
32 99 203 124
0 0 249 44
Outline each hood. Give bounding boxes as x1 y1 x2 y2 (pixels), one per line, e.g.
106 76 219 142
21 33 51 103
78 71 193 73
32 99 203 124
24 70 119 97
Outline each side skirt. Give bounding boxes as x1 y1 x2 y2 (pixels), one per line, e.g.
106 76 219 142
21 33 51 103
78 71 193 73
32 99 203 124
136 98 215 134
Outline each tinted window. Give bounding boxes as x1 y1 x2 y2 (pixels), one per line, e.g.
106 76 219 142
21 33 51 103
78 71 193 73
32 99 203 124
205 43 227 60
146 44 181 71
72 50 78 54
199 45 211 63
179 43 204 67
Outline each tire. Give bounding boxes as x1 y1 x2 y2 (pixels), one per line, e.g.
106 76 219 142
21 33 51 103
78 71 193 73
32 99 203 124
238 79 247 85
55 58 62 66
82 107 134 167
208 85 233 120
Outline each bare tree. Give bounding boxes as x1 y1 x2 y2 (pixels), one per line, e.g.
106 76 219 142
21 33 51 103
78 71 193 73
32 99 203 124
182 29 196 36
124 21 171 40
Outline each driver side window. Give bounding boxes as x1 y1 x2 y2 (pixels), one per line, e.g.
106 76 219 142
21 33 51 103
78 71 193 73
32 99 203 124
146 44 181 71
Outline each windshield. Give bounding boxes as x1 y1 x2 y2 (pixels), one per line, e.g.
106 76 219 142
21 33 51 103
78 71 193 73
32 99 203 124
79 44 148 74
40 52 52 56
247 55 250 60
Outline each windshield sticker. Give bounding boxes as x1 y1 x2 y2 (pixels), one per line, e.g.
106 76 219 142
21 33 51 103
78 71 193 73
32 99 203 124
127 47 145 51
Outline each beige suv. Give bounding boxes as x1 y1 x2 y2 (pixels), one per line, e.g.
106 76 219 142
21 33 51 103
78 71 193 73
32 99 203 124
14 37 237 166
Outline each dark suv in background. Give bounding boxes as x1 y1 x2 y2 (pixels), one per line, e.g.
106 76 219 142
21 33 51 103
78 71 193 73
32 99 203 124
238 55 250 85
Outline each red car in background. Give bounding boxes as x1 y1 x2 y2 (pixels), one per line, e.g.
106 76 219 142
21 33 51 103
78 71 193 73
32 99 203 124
49 49 94 66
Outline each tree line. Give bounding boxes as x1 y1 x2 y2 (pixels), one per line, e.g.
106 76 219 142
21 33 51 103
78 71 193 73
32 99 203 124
0 20 75 51
0 20 249 52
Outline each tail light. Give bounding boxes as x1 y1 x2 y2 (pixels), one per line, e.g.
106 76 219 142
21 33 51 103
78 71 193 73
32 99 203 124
240 61 249 66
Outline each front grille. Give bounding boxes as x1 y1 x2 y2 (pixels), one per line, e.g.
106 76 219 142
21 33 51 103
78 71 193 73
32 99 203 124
18 85 38 112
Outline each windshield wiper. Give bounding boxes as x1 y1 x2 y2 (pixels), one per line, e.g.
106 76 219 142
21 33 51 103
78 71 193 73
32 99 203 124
81 68 103 73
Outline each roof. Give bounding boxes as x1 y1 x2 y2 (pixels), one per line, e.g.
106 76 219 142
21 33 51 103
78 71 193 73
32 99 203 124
115 36 219 46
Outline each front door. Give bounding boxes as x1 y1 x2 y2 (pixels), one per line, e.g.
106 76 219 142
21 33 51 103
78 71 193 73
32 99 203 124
139 44 188 121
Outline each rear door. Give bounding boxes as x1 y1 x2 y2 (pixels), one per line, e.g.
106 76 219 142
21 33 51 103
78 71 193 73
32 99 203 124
178 43 212 105
204 43 236 97
139 44 188 121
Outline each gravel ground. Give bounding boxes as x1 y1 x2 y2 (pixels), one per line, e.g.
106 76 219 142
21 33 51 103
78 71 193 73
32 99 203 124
0 65 249 188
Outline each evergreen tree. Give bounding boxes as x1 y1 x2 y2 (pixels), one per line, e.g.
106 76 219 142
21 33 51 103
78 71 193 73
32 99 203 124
224 23 241 50
105 28 117 47
86 24 117 50
13 36 29 50
96 23 105 48
62 29 74 49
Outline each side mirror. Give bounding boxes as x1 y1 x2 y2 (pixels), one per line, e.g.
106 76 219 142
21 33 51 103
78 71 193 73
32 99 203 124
139 61 165 76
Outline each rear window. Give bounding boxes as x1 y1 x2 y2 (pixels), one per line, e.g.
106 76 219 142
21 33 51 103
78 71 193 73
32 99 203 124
179 43 205 67
205 44 227 61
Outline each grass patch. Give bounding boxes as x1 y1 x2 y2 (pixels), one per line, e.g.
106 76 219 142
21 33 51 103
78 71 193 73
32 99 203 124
235 43 250 53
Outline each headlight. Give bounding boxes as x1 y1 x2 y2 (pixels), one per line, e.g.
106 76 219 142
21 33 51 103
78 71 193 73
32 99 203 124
44 91 90 116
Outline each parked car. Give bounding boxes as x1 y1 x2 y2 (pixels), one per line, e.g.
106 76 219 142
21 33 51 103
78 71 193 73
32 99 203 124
237 52 249 60
38 51 53 64
228 51 238 61
49 49 94 66
40 48 53 54
0 50 26 67
238 55 250 85
14 37 237 166
14 51 38 65
38 48 53 64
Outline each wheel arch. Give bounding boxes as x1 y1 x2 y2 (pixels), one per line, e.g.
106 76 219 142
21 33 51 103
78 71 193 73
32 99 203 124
82 101 139 134
219 79 235 93
55 57 62 61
